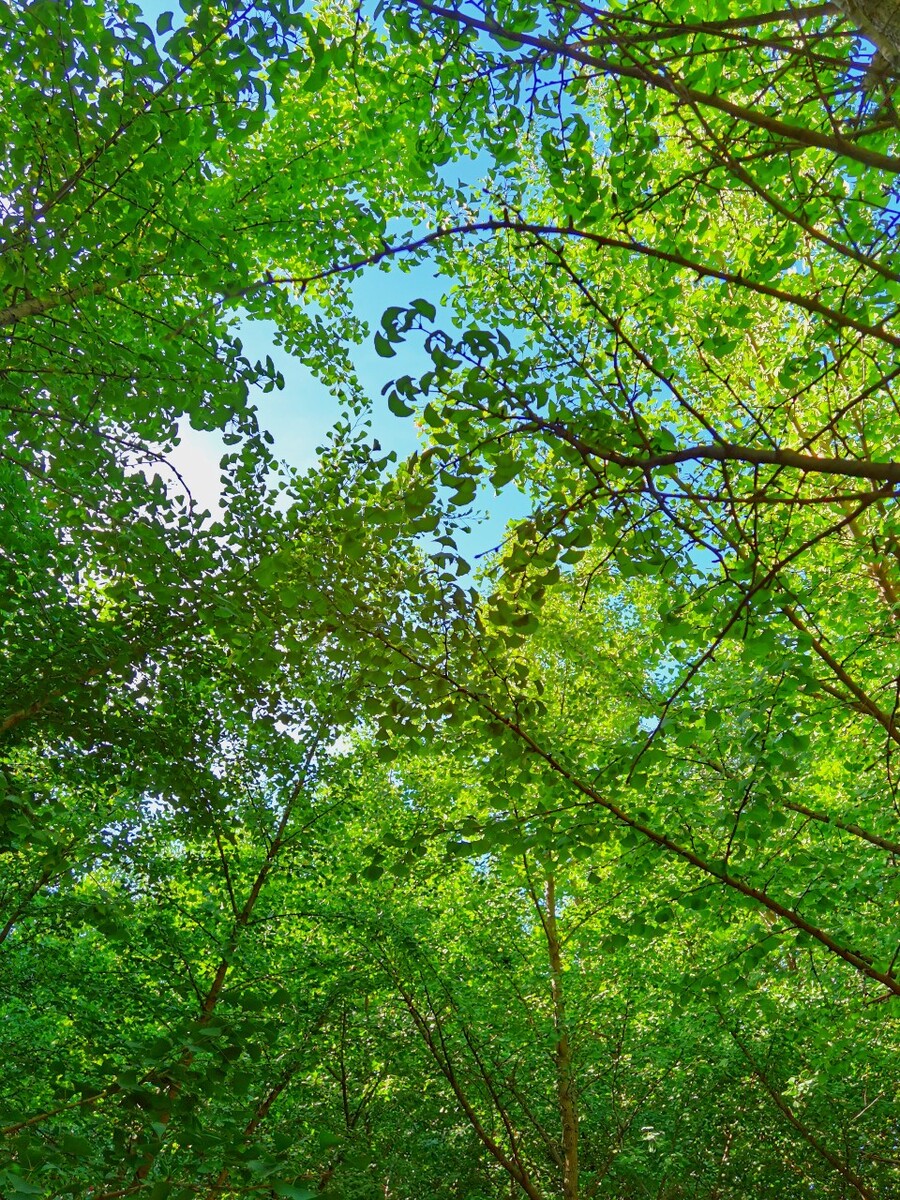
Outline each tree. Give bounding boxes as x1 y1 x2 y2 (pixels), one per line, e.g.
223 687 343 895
0 0 453 740
3 1 900 1198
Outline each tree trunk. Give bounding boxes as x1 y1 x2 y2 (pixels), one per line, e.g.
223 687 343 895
836 0 900 67
544 875 579 1200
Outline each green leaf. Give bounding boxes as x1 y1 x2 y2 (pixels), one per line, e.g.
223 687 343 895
374 333 397 358
3 1178 43 1197
411 297 437 321
387 392 414 417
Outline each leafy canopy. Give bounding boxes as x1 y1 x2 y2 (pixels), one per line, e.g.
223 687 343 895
3 2 900 1199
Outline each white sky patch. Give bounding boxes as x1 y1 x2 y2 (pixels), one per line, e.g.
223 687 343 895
326 732 354 756
164 421 227 520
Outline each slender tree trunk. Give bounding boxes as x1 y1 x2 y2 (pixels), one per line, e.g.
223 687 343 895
544 875 579 1200
91 744 321 1200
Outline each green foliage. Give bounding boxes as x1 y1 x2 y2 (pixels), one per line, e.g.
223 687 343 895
4 2 900 1198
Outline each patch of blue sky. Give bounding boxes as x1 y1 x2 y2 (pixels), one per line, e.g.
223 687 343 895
134 0 529 562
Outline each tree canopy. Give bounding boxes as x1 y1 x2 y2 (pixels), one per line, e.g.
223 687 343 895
3 2 900 1198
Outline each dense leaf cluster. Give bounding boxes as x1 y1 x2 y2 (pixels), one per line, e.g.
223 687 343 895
3 2 900 1198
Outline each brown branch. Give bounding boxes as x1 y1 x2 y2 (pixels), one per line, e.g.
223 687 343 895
1 648 149 736
213 218 900 354
0 279 109 326
543 873 579 1200
411 2 900 172
577 4 835 43
780 796 900 856
531 417 900 486
91 736 323 1199
0 862 56 945
782 606 900 745
348 612 900 1001
728 1025 879 1200
386 963 545 1200
1 1086 121 1137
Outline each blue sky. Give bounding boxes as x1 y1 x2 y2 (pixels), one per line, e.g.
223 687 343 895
140 2 526 561
168 211 526 565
